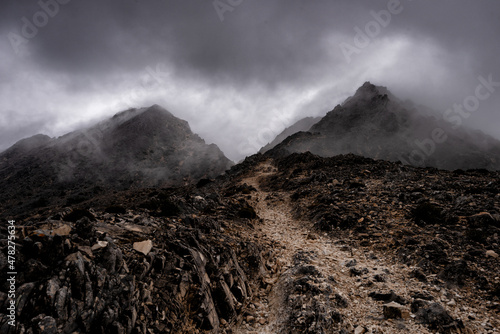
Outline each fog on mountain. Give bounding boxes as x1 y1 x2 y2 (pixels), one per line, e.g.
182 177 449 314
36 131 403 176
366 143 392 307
0 82 499 334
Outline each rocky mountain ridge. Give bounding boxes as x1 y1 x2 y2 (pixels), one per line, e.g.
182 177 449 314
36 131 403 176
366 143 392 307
259 116 321 154
0 104 232 220
266 82 500 170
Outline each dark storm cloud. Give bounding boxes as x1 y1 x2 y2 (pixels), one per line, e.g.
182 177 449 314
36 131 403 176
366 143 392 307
1 0 499 160
2 1 370 85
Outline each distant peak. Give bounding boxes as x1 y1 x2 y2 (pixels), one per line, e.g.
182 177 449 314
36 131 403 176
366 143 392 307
7 134 52 154
144 104 174 116
355 81 381 97
147 104 164 111
343 82 394 106
111 104 170 119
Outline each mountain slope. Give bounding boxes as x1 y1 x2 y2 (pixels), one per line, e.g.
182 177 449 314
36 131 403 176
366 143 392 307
0 104 232 218
259 116 321 154
2 152 498 333
266 82 500 170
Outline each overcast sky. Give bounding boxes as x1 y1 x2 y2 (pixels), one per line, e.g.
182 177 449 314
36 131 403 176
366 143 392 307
1 0 499 160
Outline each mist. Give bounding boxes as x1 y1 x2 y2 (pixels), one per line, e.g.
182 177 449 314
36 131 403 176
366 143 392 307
1 1 499 161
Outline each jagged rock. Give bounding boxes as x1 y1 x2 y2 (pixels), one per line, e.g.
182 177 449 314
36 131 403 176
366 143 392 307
383 302 410 319
100 241 122 273
189 249 220 330
133 240 153 256
345 259 357 267
17 282 35 316
439 259 471 286
54 286 69 320
414 302 465 333
354 325 367 334
372 274 386 282
91 240 108 251
350 267 369 276
331 293 349 308
486 250 498 258
369 291 407 305
410 268 428 282
410 291 434 301
72 216 96 240
46 277 60 306
33 315 58 334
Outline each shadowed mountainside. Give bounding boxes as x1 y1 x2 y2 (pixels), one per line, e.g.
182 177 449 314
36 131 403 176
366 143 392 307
266 82 500 170
259 116 321 154
0 105 233 219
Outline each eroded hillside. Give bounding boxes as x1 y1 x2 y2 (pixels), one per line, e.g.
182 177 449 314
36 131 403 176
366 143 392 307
0 153 499 333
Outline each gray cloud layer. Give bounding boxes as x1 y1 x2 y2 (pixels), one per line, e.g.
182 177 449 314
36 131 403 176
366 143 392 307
1 0 499 160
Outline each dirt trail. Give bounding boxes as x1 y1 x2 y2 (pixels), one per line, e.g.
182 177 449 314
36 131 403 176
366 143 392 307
234 160 485 334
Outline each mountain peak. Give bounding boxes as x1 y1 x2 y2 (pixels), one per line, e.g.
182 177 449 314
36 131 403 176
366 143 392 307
267 82 500 170
3 133 52 158
143 104 174 116
359 81 377 90
111 104 173 121
352 81 388 100
0 105 232 216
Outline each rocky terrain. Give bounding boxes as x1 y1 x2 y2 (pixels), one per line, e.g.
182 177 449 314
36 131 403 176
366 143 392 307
1 83 499 333
270 82 500 170
1 151 499 333
0 105 232 220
